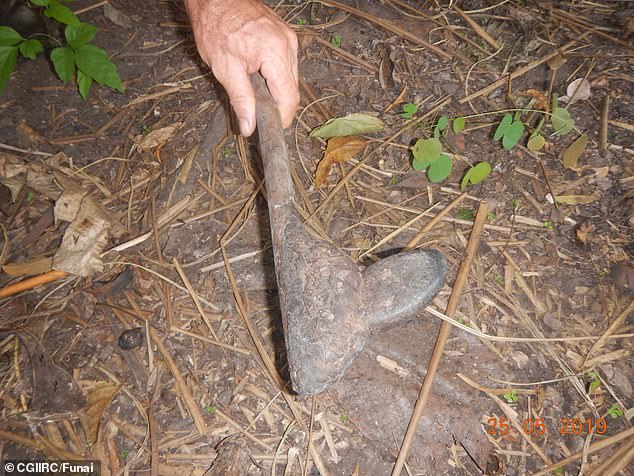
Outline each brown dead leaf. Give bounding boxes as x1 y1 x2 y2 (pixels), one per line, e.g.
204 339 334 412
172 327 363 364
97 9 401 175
134 122 183 153
3 256 53 277
575 221 594 246
315 136 366 188
79 381 121 445
554 192 600 205
520 89 549 110
562 134 588 169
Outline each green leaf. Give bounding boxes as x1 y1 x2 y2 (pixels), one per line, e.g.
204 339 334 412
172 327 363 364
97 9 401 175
400 102 417 119
0 26 24 46
44 1 80 26
437 115 449 131
493 113 513 141
427 154 452 183
30 0 50 6
453 117 465 134
65 23 97 48
75 44 123 91
527 133 545 151
18 39 43 60
50 46 75 83
502 119 524 150
562 133 588 169
470 162 491 184
588 379 601 394
551 107 574 135
310 113 384 138
0 46 18 93
77 69 93 99
461 161 491 189
412 157 431 171
412 137 442 164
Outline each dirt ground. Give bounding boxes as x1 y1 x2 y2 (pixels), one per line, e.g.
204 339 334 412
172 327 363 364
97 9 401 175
1 1 633 475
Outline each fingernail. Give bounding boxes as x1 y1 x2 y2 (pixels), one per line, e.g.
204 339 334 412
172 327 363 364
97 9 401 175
239 118 252 136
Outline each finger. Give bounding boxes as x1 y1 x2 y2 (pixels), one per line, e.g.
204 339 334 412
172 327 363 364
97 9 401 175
261 50 300 129
214 63 257 137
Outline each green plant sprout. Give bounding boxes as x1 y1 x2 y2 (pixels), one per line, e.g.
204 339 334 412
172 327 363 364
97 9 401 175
543 220 554 230
503 389 519 403
494 274 504 286
223 146 232 158
461 162 491 189
296 18 307 26
330 34 342 48
205 405 216 414
0 1 122 98
456 208 475 221
400 102 417 119
607 403 622 419
587 370 601 394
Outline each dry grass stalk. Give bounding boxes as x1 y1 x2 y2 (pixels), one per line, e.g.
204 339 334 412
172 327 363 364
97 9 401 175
392 202 488 475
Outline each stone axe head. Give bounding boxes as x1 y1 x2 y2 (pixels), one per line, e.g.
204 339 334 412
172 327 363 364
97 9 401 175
252 74 447 395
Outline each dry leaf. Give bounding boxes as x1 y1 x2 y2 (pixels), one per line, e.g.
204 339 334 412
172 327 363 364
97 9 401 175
0 152 60 201
3 256 53 277
520 89 549 110
559 78 591 104
575 221 594 246
134 122 183 152
554 193 599 205
315 137 366 188
78 381 121 445
562 134 588 169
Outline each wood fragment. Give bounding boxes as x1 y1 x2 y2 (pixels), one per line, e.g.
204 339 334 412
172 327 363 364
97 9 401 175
392 202 488 475
453 5 501 50
125 292 208 435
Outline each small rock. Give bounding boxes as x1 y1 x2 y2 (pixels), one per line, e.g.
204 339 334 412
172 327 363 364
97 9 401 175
610 263 634 293
118 328 144 350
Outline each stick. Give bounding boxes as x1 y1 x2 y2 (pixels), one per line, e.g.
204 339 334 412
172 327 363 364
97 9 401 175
391 202 488 475
531 426 634 476
0 270 68 299
403 192 468 251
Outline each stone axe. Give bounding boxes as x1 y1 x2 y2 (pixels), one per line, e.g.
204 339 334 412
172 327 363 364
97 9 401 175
252 74 447 395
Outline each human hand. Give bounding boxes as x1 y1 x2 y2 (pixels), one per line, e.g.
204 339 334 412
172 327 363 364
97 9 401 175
185 0 299 136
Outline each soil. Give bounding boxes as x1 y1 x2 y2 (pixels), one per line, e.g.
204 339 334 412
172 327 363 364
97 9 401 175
1 1 633 475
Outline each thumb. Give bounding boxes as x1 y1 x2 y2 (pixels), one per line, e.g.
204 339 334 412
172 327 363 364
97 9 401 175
218 66 256 137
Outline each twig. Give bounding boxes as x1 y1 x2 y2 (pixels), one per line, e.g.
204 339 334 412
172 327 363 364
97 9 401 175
392 202 488 475
0 271 68 299
530 426 634 476
403 192 468 251
459 40 578 103
125 292 208 435
453 5 501 50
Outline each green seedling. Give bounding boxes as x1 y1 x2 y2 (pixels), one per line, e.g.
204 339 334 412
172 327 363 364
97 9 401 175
456 208 475 221
400 102 417 119
205 405 216 414
461 161 491 189
607 403 622 419
411 137 452 183
330 34 342 48
493 113 525 150
503 389 519 403
223 146 232 158
433 115 449 139
119 450 129 459
551 106 575 135
0 2 122 98
453 117 466 134
599 270 609 278
543 220 554 230
340 414 348 424
389 175 398 185
296 18 307 26
487 211 495 221
587 371 601 394
494 274 504 286
512 198 522 210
